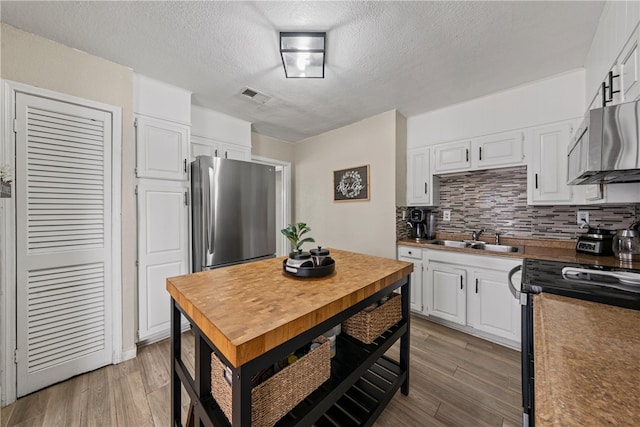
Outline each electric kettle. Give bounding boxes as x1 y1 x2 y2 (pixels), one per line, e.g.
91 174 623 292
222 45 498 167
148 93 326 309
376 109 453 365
612 223 640 261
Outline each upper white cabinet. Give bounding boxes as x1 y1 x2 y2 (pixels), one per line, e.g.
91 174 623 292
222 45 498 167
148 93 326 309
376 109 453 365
620 31 639 103
397 246 424 313
433 141 471 173
407 147 439 206
191 135 251 162
136 115 189 181
528 121 581 205
472 131 524 169
433 131 524 174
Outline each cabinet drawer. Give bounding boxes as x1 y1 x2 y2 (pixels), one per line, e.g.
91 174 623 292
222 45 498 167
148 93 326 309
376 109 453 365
398 246 422 260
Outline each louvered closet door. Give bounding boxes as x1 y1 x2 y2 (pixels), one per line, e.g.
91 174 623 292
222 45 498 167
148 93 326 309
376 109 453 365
15 93 113 396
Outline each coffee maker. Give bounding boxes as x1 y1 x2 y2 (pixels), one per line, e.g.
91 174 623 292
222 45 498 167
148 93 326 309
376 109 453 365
407 209 436 241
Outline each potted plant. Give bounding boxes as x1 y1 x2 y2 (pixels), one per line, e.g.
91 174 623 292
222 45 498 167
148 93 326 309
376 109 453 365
281 222 315 254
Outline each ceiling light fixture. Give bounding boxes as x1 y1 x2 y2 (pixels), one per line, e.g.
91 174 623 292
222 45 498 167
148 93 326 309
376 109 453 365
279 32 325 78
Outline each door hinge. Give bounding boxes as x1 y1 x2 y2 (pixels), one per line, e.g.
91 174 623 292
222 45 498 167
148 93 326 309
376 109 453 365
183 159 187 173
135 185 138 195
134 118 138 128
135 259 139 267
184 191 189 206
135 167 139 177
13 349 18 364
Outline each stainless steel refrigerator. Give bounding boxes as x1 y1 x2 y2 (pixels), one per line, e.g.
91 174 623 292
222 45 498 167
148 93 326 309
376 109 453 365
191 156 276 272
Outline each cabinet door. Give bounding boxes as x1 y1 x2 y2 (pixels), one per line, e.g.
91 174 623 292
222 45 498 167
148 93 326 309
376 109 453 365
620 38 639 102
191 135 220 160
468 269 520 343
530 123 574 204
433 141 471 173
221 143 251 161
427 262 466 325
472 131 524 169
407 147 431 205
398 251 424 313
137 180 189 341
136 115 189 181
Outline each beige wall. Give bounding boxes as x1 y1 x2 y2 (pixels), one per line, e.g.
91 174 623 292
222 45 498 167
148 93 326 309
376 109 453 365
1 24 136 355
293 110 401 259
251 132 294 164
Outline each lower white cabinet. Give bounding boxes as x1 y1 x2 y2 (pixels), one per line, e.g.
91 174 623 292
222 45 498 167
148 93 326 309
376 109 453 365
467 268 521 342
397 246 424 313
137 180 190 342
422 249 522 346
427 261 466 325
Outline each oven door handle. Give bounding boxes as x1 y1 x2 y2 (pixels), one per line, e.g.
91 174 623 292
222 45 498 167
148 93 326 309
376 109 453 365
562 267 640 285
508 265 526 304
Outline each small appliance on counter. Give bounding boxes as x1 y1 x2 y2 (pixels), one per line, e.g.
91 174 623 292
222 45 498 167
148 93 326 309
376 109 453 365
613 222 640 261
407 208 436 242
284 247 335 278
575 226 615 255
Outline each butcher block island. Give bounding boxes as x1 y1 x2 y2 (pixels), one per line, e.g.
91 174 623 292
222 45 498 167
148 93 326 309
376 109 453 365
166 249 413 427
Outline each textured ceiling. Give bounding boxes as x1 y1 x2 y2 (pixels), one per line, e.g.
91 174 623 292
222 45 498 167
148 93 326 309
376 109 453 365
1 1 604 142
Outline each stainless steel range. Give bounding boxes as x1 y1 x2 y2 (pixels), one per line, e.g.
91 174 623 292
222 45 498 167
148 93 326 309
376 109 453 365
508 259 640 426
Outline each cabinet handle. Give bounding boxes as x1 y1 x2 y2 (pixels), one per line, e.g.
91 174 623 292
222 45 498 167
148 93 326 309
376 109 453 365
225 151 228 159
475 278 478 293
424 182 428 195
465 148 469 162
535 173 538 189
183 159 187 173
460 276 463 290
601 81 607 107
479 147 482 161
215 149 218 157
408 251 412 255
608 70 620 102
184 191 188 206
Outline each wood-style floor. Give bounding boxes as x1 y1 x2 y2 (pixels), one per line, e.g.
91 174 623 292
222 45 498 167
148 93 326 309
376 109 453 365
1 316 521 427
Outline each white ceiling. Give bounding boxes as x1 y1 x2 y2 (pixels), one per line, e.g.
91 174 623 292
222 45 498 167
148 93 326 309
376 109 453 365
1 1 604 142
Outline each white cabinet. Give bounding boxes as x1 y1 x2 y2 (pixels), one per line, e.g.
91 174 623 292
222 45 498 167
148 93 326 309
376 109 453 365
407 147 439 206
397 246 424 313
427 261 466 325
135 115 189 181
433 141 471 173
472 131 524 169
137 180 190 341
423 250 522 346
529 121 580 205
467 268 520 342
191 135 251 162
620 32 639 103
433 131 524 174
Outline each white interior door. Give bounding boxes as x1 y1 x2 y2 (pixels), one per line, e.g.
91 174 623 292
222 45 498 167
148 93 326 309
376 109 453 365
15 92 113 396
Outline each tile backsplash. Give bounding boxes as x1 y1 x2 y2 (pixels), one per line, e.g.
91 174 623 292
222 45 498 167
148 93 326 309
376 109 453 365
397 166 639 241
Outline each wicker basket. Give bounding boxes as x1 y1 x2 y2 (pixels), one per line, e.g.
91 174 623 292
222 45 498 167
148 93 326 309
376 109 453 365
211 336 330 427
342 292 402 344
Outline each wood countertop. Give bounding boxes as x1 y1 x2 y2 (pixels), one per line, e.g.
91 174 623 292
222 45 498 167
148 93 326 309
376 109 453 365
166 249 413 368
533 293 640 425
398 234 640 269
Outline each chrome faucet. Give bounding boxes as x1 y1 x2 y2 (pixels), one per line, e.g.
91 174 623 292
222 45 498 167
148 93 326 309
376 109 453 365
471 228 485 241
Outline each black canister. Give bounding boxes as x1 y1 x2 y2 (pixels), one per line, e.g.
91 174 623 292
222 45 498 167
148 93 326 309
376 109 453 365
310 246 331 267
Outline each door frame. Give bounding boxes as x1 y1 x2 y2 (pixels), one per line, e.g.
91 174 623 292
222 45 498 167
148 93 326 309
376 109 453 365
251 156 292 256
0 80 123 406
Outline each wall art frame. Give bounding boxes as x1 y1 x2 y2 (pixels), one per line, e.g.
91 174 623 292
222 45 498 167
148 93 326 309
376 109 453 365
333 164 370 202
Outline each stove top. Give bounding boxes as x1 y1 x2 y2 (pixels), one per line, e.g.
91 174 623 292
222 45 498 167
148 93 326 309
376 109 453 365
521 258 640 311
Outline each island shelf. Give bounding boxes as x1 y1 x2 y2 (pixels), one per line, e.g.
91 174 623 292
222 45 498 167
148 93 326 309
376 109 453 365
167 249 413 426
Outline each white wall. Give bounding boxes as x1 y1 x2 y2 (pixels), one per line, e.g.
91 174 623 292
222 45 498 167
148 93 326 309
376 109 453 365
133 74 191 123
0 23 137 360
407 69 586 148
191 105 251 146
251 132 294 164
293 110 400 259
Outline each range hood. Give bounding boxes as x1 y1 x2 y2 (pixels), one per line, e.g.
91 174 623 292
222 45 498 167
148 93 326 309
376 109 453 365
568 99 640 185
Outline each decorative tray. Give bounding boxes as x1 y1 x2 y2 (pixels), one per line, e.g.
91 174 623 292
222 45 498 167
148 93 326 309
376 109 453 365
282 258 335 278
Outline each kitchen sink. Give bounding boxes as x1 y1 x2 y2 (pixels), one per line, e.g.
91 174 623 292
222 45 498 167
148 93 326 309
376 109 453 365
426 239 521 253
426 239 469 249
469 243 521 253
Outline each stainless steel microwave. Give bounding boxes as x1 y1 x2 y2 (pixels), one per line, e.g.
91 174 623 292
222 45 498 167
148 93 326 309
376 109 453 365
567 99 640 185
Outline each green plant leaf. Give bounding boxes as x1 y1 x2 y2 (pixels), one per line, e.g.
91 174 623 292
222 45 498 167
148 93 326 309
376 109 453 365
296 237 316 250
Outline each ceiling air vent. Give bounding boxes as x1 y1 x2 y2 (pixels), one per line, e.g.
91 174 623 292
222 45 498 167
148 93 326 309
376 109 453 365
239 87 271 104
